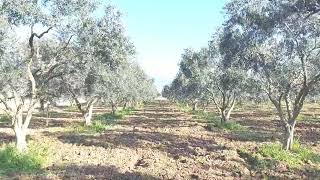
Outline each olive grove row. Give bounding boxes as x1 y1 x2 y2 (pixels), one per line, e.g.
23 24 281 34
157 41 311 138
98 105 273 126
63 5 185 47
163 0 320 151
0 0 157 151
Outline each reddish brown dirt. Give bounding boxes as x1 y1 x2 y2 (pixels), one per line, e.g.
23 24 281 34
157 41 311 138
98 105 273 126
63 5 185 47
0 101 320 179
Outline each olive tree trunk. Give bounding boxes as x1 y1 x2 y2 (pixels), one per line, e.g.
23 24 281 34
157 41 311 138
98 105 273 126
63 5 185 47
69 91 98 126
211 93 236 124
111 101 117 115
84 102 95 126
192 102 198 111
268 89 306 151
11 98 36 152
13 109 28 151
284 122 296 150
220 100 235 124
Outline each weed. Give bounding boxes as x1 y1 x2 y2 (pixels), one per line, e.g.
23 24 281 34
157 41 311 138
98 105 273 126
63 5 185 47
0 115 10 122
73 107 137 134
73 121 112 134
241 141 320 169
176 102 192 113
65 106 79 112
215 121 245 131
0 141 49 176
237 148 278 171
191 110 245 131
296 114 320 122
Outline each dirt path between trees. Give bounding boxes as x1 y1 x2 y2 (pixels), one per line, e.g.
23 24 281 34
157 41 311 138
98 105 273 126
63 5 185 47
1 101 320 179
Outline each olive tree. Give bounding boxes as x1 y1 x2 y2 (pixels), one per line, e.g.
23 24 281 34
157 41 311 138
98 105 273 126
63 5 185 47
225 0 320 150
206 23 262 123
165 48 210 110
95 62 157 114
60 5 136 125
0 0 98 151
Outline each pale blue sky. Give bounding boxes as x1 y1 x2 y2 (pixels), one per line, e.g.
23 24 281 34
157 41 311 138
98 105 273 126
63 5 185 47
110 0 228 91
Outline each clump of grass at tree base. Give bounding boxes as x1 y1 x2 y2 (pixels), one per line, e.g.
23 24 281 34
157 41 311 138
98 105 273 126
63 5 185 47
176 102 193 113
239 141 320 170
95 107 137 122
296 114 320 122
0 114 10 122
0 141 49 176
73 120 111 134
237 148 278 171
73 107 137 134
134 102 145 109
215 121 245 131
65 105 79 112
192 110 245 131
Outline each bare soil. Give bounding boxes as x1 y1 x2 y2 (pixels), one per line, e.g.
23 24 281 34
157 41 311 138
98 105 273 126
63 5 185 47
0 101 320 179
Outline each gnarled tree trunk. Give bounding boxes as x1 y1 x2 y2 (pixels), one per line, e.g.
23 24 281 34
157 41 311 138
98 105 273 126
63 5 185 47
84 102 95 126
111 101 117 115
14 126 27 152
68 90 98 126
213 94 236 124
13 108 27 151
284 122 296 150
192 102 198 111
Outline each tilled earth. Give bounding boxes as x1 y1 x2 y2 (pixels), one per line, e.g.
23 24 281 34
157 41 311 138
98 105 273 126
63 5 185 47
1 101 320 179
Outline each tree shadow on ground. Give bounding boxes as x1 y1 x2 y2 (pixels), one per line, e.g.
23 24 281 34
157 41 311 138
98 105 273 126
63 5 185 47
234 130 281 142
230 119 320 143
232 111 274 119
118 117 196 129
131 111 183 119
28 118 83 129
48 130 225 159
0 132 14 144
21 164 161 180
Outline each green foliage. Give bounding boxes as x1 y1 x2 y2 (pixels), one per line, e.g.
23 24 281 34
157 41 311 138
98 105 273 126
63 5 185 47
0 142 49 176
191 110 216 123
258 142 320 168
239 142 320 171
95 113 124 123
215 121 245 131
0 114 10 122
73 120 111 134
65 106 79 112
238 148 277 171
176 102 192 113
95 107 136 122
73 107 137 134
191 109 245 131
119 107 137 116
296 114 320 122
134 102 145 109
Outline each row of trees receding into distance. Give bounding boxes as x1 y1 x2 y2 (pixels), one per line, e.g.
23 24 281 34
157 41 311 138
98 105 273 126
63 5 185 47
0 0 157 151
163 0 320 151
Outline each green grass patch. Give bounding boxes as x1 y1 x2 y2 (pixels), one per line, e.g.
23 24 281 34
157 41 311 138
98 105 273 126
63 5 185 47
238 148 278 171
73 120 112 134
95 107 136 122
192 110 215 121
134 102 145 109
258 142 320 168
73 107 137 134
215 121 245 131
176 102 193 113
296 114 320 122
0 114 10 122
0 141 49 176
191 110 245 131
239 142 320 171
65 105 79 112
